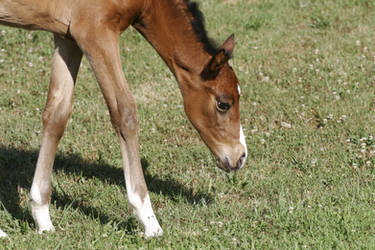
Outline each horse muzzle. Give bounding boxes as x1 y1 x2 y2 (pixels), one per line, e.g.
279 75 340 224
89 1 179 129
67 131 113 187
217 153 247 173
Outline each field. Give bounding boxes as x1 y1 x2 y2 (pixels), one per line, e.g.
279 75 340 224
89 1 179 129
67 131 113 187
1 0 375 248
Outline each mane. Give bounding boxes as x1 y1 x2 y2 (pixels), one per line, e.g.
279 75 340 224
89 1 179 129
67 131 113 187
184 0 220 56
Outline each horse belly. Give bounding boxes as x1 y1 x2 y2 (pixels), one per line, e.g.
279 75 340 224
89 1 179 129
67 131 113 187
0 0 69 35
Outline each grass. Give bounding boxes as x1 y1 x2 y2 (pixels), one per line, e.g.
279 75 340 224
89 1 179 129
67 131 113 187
1 0 375 248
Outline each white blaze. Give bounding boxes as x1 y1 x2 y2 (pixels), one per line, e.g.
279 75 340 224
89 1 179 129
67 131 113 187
238 84 247 168
239 125 247 165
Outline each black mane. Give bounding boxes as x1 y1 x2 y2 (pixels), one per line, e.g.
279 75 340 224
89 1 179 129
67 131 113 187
185 0 220 56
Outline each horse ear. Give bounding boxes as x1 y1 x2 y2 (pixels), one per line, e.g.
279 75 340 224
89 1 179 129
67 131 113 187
221 34 235 57
201 49 228 80
201 34 235 80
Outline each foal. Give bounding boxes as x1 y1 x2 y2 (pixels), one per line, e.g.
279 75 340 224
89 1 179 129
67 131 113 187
0 0 247 237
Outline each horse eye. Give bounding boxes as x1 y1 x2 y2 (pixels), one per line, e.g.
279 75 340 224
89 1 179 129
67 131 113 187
216 100 231 112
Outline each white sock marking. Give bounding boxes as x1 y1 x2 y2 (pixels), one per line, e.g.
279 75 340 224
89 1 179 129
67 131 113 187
30 185 55 233
127 190 163 237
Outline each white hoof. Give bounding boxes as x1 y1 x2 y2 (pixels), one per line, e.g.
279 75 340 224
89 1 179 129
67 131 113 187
30 185 55 235
37 224 55 234
31 202 55 234
144 221 163 238
0 228 8 238
128 193 163 238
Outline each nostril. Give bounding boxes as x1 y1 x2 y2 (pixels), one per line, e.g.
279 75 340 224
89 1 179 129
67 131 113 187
236 153 246 169
224 157 231 172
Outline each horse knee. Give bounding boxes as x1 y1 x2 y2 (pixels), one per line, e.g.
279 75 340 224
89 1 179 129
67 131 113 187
121 108 138 132
110 101 138 137
42 101 72 138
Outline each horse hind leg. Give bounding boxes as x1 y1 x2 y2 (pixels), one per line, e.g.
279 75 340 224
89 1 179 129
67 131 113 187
29 35 82 233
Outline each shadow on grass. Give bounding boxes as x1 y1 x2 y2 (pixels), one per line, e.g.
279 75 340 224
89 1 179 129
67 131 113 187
0 144 213 231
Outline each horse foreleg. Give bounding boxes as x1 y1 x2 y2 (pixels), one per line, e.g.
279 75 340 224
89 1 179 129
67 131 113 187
30 35 82 233
72 28 163 237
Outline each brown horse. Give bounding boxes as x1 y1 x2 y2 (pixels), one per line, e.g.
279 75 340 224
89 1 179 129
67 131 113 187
0 0 247 237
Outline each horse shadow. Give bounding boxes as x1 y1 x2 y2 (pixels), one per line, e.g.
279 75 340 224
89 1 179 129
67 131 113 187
0 145 213 232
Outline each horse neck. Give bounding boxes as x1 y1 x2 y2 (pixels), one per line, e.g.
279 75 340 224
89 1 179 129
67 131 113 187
133 0 211 80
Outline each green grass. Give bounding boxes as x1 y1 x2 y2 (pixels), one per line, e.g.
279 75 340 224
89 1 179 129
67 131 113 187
1 0 375 248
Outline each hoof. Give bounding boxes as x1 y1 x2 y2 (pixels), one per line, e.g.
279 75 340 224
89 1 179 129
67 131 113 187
144 226 163 238
37 225 55 234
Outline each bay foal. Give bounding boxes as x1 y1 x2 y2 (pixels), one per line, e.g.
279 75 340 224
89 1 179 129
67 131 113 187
0 0 247 237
